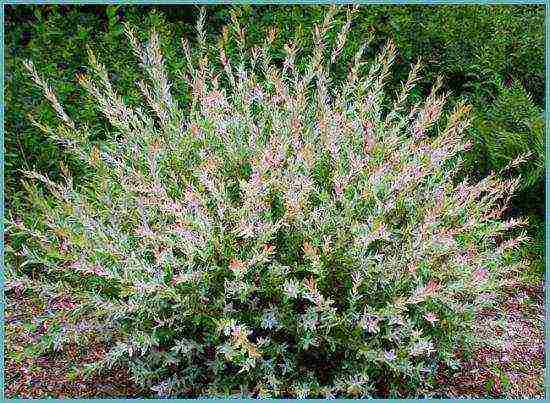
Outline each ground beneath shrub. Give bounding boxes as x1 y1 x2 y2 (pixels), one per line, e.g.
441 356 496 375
4 289 145 398
4 281 544 399
435 280 545 399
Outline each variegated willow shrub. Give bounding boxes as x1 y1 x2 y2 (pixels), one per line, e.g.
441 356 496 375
10 7 529 398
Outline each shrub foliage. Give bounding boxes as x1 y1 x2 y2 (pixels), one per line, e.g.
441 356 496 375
9 7 529 398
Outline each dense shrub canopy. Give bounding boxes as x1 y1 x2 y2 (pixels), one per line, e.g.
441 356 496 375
9 7 529 398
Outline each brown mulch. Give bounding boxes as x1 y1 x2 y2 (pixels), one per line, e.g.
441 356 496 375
4 289 144 399
436 281 545 399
